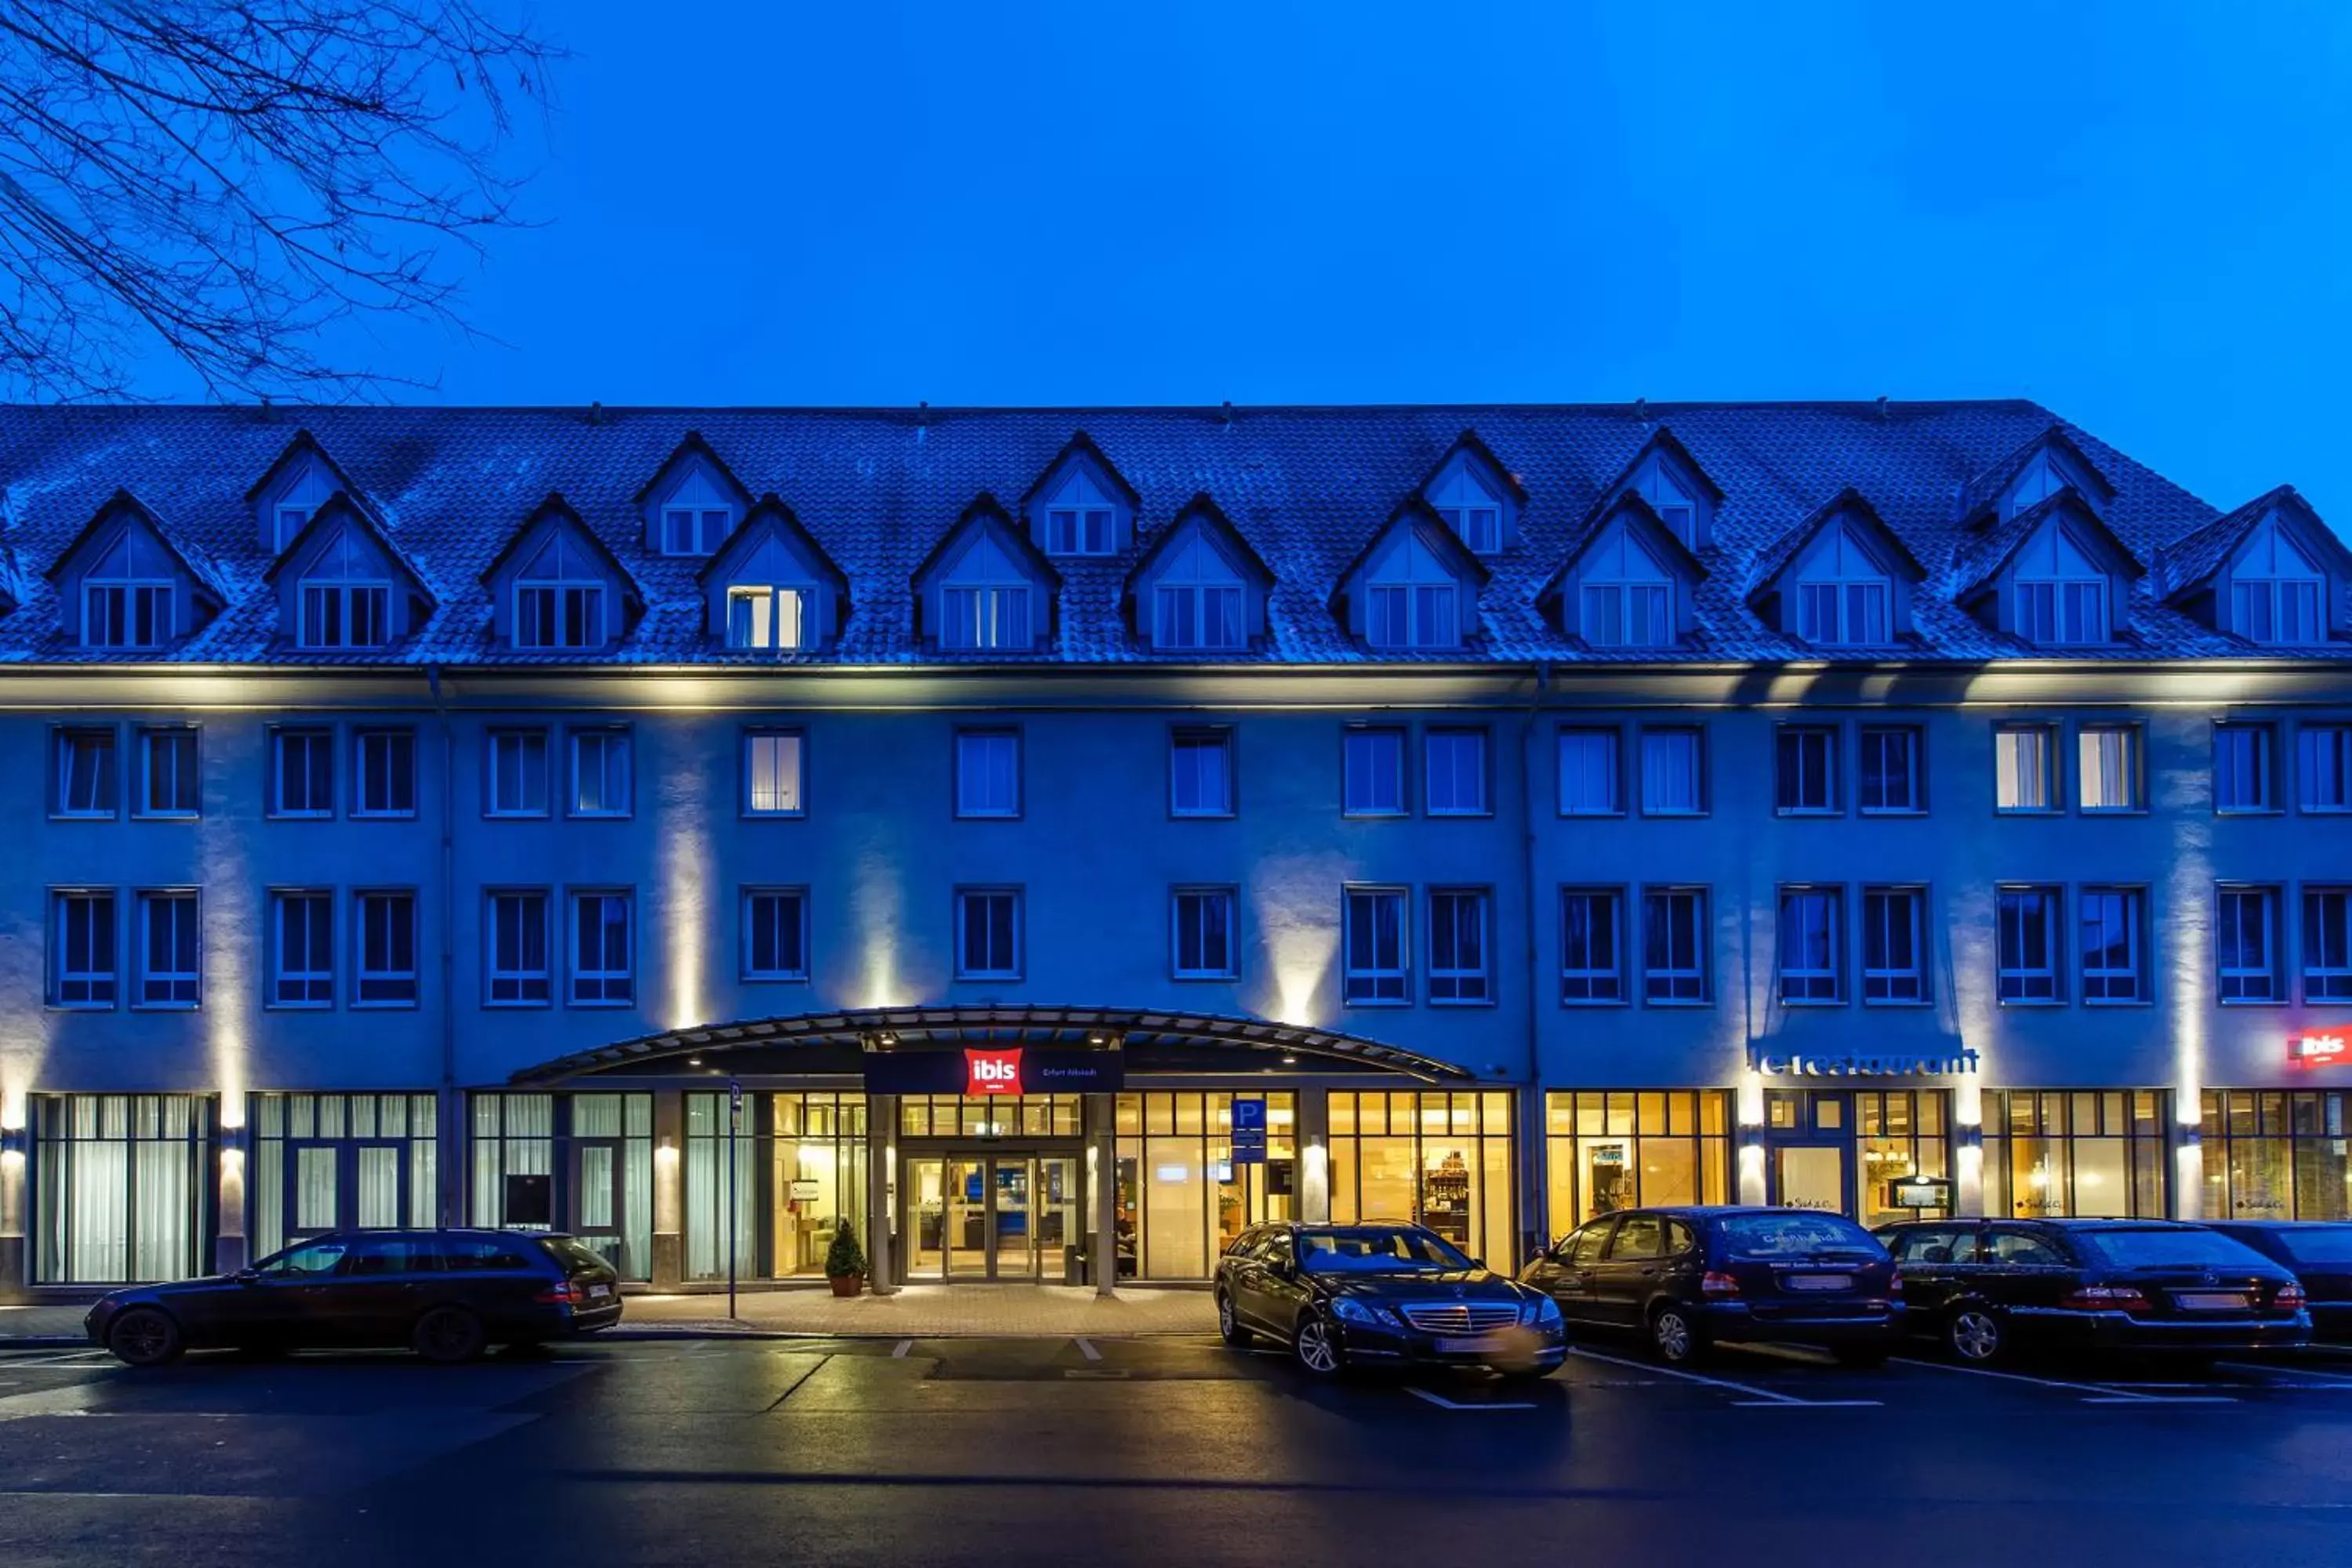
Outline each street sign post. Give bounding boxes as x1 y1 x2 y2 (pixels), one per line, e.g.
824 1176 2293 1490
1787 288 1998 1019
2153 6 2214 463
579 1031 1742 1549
727 1079 742 1321
1232 1097 1267 1164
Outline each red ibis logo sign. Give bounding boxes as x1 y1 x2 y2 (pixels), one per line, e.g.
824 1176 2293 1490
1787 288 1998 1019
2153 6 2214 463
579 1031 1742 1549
965 1048 1024 1094
2290 1033 2349 1067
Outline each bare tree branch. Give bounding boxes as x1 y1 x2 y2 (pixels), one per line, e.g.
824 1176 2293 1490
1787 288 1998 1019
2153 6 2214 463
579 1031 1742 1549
0 0 561 401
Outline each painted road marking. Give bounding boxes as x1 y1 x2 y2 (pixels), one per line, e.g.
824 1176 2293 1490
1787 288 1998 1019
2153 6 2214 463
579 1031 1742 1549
1892 1356 2234 1405
891 1340 913 1359
2221 1360 2352 1386
1074 1337 1102 1362
1566 1345 1879 1408
1406 1385 1536 1412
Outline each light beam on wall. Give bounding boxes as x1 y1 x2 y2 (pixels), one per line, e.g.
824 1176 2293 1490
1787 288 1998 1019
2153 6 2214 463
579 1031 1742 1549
661 724 714 1031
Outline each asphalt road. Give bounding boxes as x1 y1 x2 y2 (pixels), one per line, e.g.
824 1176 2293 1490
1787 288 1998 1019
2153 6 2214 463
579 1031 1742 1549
4 1334 2351 1566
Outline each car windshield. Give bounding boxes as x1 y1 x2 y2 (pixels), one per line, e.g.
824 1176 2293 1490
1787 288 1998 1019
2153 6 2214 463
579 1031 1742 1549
1296 1228 1473 1274
1719 1213 1883 1260
2272 1229 2352 1267
2077 1228 2274 1270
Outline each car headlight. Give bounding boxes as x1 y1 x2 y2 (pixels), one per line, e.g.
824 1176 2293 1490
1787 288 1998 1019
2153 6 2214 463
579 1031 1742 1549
1330 1298 1399 1327
1522 1294 1563 1326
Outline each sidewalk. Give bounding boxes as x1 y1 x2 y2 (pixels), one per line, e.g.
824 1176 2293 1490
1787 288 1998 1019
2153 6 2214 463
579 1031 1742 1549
0 1284 1215 1348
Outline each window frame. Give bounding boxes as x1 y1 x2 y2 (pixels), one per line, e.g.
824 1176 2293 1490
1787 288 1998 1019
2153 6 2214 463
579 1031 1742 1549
81 577 173 651
1857 724 1924 815
512 578 606 652
1773 724 1842 817
953 886 1024 982
1423 726 1491 818
2297 722 2352 815
1640 885 1711 1006
484 887 552 1007
1364 579 1462 651
1426 886 1494 1005
741 727 809 818
1170 885 1239 981
567 888 637 1007
351 726 417 820
133 887 201 1010
1637 725 1708 818
49 887 118 1009
1775 884 1845 1005
485 726 552 819
1341 884 1411 1005
724 583 811 652
567 725 634 820
2212 720 2278 815
2216 883 2282 1006
740 885 811 983
53 724 120 820
267 888 335 1009
351 887 419 1008
939 582 1033 652
1556 725 1624 817
1994 884 2063 1005
132 724 201 821
2078 884 2148 1006
267 724 336 820
1559 886 1626 1005
1860 884 1929 1006
660 504 733 558
953 727 1023 820
1993 722 2060 815
1341 725 1409 818
1168 725 1236 819
2302 884 2352 1005
2075 722 2144 815
296 575 393 651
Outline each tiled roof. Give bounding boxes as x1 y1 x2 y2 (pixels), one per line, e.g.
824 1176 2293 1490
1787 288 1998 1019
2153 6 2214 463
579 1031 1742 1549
1953 424 2118 526
0 400 2339 667
1947 488 2146 606
1746 488 1925 602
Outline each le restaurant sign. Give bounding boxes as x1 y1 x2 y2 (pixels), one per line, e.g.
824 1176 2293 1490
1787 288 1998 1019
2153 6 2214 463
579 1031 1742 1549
1749 1047 1981 1080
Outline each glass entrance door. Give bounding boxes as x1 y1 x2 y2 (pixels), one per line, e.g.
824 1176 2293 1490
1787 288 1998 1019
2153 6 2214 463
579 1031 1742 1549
947 1156 989 1279
902 1152 1083 1281
1771 1145 1851 1213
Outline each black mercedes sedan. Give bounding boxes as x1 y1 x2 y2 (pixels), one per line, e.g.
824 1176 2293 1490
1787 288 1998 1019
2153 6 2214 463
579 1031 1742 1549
1876 1218 2309 1364
1214 1221 1565 1381
2199 1222 2352 1342
86 1229 624 1366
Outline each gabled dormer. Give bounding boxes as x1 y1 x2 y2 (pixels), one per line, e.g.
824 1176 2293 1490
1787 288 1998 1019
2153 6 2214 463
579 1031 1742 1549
45 490 228 652
480 495 643 653
1417 430 1527 556
1748 488 1924 648
1599 426 1724 553
1331 499 1487 652
1124 494 1275 652
634 432 754 557
1953 490 2143 648
1541 492 1704 649
245 430 365 553
697 493 849 653
1021 432 1141 558
263 493 434 652
2158 486 2350 646
913 495 1060 652
1959 426 2118 528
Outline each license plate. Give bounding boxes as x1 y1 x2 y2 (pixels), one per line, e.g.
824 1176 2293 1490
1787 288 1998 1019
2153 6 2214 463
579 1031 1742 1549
587 1283 611 1299
1436 1336 1508 1354
1787 1275 1852 1292
2176 1292 2246 1312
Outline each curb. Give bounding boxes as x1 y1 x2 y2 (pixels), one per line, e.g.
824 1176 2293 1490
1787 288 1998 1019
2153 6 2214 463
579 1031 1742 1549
2 1328 1218 1352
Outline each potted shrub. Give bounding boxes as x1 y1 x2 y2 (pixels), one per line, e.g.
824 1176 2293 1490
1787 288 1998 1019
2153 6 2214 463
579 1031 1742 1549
825 1219 868 1298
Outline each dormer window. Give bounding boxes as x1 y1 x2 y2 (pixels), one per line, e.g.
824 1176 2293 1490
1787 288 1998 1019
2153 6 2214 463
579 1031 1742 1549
1152 535 1244 651
2231 524 2325 645
635 434 752 558
916 497 1056 653
1640 469 1697 546
276 505 312 546
1607 431 1721 551
294 531 391 650
1580 530 1673 648
662 506 731 557
727 585 808 651
514 535 606 650
1428 466 1504 554
246 433 361 552
1366 533 1463 650
1797 580 1889 646
1044 470 1118 557
2008 455 2063 517
944 579 1029 649
85 573 172 650
2017 574 2106 645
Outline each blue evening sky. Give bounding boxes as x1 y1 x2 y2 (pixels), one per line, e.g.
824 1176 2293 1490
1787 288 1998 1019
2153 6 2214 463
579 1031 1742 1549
339 2 2352 526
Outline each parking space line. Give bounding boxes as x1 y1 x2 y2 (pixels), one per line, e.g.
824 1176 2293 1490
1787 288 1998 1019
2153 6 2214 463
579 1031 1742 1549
1405 1385 1536 1412
891 1340 913 1359
2221 1360 2352 1386
1565 1345 1878 1408
1074 1337 1102 1362
1892 1356 2233 1405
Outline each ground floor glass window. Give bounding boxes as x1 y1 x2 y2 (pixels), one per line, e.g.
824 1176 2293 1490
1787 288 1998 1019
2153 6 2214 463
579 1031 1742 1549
1857 1091 1951 1229
1112 1091 1295 1280
1980 1091 2166 1219
33 1094 213 1284
1542 1091 1730 1241
1327 1091 1514 1267
898 1095 1081 1139
251 1092 437 1261
772 1094 868 1277
2200 1090 2352 1221
470 1091 652 1279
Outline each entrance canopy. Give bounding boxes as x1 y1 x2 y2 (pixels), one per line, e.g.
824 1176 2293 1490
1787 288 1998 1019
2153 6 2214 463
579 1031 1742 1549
509 1004 1473 1086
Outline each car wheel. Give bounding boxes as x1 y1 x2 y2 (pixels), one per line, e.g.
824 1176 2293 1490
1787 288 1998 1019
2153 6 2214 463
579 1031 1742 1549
1650 1305 1708 1367
1947 1308 2004 1365
1291 1312 1345 1378
411 1306 487 1365
1215 1291 1253 1348
107 1307 185 1367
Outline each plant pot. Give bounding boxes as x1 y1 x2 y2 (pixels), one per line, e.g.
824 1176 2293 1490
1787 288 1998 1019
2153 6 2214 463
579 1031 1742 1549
827 1273 863 1298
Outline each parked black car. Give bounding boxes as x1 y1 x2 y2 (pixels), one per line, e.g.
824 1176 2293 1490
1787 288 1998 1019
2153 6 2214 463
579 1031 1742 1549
86 1229 624 1367
2201 1221 2352 1341
1875 1218 2309 1364
1521 1206 1903 1367
1214 1221 1565 1381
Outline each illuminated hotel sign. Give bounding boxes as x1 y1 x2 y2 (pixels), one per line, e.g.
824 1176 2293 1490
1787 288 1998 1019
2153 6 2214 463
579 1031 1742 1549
2289 1033 2349 1067
863 1045 1125 1094
966 1048 1023 1094
1749 1047 1981 1079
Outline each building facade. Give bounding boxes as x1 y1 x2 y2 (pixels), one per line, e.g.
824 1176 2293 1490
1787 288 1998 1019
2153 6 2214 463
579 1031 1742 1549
0 401 2347 1298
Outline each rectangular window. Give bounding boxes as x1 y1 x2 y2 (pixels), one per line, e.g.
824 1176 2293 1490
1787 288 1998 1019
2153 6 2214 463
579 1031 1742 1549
135 727 199 818
136 891 200 1007
1797 580 1890 646
2303 887 2352 1003
1557 727 1621 815
1342 726 1406 816
1642 887 1709 1004
725 586 807 651
1775 726 1840 815
353 728 416 818
662 506 731 556
1996 886 2062 1003
1994 724 2056 812
2079 886 2146 1004
1169 727 1234 817
2214 722 2277 814
1581 583 1671 648
1858 725 1922 815
1343 887 1409 1004
1777 887 1842 1003
270 891 333 1007
1427 888 1491 1004
1153 584 1244 651
954 728 1021 818
1559 888 1624 1004
514 583 604 649
1424 728 1489 816
2017 579 2108 645
742 887 810 982
1171 887 1236 979
1639 727 1704 816
299 581 390 650
2216 885 2281 1004
83 582 172 649
51 891 117 1007
354 891 418 1006
1047 507 1116 556
2077 724 2142 811
1366 583 1459 649
485 890 550 1005
941 586 1029 650
486 728 550 817
2299 724 2352 813
569 728 633 818
742 729 806 816
269 726 334 818
54 726 118 818
569 891 634 1005
954 887 1022 980
1860 887 1926 1004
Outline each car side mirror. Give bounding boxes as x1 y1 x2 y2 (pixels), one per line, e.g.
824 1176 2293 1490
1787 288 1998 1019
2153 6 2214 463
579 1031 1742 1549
234 1269 261 1285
